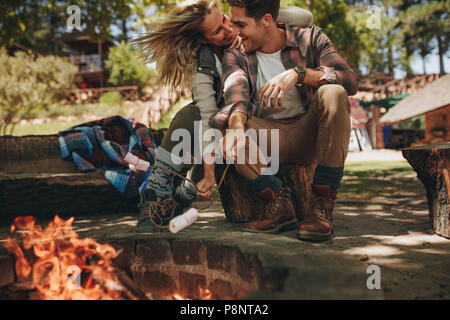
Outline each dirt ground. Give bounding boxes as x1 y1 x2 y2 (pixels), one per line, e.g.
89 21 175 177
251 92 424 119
1 150 448 299
347 149 407 162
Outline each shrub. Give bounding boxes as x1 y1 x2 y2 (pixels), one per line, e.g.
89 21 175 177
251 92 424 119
104 42 155 90
100 91 123 106
0 50 78 135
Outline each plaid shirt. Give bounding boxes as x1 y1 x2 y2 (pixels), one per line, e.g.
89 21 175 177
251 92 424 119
209 24 358 129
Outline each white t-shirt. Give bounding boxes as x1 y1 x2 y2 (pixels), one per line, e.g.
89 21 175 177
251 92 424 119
255 50 305 120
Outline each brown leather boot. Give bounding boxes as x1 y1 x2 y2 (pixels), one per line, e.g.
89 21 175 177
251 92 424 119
297 185 337 241
243 187 298 234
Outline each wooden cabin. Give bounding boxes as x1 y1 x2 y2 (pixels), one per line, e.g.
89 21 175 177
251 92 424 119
380 74 450 146
355 74 445 149
59 32 115 88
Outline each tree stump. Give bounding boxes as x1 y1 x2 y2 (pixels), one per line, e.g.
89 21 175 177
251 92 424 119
402 143 450 239
216 163 317 223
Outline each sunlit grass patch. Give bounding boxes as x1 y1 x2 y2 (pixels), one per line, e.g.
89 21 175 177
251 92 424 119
340 161 423 199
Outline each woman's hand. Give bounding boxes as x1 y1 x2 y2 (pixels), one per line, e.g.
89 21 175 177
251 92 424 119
229 34 242 50
196 153 216 200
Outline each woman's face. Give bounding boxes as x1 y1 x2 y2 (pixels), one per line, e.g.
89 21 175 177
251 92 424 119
201 6 236 47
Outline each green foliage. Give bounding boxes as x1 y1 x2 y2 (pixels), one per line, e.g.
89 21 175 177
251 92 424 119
100 91 123 106
281 0 362 71
0 50 78 135
105 42 155 89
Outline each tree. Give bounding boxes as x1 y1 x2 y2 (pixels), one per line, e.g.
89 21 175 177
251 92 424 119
281 0 363 71
0 50 78 135
104 42 155 90
399 0 449 75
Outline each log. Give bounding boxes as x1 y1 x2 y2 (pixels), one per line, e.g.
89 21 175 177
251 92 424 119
216 163 317 223
0 132 166 224
402 142 450 239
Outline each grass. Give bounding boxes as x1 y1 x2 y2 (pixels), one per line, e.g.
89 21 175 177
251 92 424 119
6 120 87 136
152 97 193 130
340 161 423 199
1 103 130 137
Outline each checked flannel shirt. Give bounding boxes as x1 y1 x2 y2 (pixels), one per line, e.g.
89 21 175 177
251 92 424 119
209 24 359 130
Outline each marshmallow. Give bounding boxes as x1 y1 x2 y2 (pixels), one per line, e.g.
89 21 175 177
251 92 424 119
125 153 139 166
169 208 198 234
124 152 150 172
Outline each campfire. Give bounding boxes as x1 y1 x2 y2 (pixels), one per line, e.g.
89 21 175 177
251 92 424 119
3 215 214 300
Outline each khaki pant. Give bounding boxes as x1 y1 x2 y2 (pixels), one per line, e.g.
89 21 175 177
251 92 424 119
235 84 351 180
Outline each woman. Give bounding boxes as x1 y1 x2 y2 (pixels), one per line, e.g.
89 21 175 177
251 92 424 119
133 0 313 232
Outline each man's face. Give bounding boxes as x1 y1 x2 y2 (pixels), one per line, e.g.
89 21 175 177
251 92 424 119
201 7 236 47
230 6 265 53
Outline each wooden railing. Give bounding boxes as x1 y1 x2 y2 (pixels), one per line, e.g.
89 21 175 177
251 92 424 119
70 86 139 103
69 54 103 73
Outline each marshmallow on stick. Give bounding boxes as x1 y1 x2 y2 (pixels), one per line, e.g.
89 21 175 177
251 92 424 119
124 153 150 172
169 208 198 234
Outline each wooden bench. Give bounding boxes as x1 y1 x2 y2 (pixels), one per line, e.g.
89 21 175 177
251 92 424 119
402 143 450 239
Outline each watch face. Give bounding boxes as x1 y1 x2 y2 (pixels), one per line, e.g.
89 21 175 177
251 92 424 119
296 66 306 73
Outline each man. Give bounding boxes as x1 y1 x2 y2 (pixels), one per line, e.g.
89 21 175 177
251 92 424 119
210 0 358 241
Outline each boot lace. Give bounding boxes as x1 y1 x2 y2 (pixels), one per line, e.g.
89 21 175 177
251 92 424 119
140 198 180 230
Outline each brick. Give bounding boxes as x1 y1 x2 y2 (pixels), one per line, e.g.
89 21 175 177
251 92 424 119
235 251 263 286
178 271 206 298
136 239 171 266
207 244 234 272
0 255 14 287
133 270 176 296
171 241 203 265
110 240 135 274
209 279 234 300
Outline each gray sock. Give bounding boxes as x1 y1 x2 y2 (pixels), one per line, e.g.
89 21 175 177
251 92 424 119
174 180 197 206
147 147 184 201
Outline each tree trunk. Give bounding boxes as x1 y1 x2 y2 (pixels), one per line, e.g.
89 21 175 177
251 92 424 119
216 163 317 223
402 143 450 239
437 35 445 76
422 55 427 75
122 19 128 41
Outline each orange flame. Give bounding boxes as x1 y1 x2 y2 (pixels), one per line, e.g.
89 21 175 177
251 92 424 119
3 215 133 300
172 286 214 300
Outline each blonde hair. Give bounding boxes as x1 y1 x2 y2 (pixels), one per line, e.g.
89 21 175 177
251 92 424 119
132 0 218 89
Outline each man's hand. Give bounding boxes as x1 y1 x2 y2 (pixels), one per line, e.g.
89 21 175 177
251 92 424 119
257 68 327 109
196 176 216 199
258 68 298 108
220 128 246 162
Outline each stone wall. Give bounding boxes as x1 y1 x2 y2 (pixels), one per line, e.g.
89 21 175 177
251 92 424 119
112 239 263 300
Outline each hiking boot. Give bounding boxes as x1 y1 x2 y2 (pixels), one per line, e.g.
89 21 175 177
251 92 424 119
135 189 183 233
297 185 337 242
243 187 298 234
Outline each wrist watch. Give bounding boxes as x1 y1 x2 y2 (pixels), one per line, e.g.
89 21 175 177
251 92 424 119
294 65 306 86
